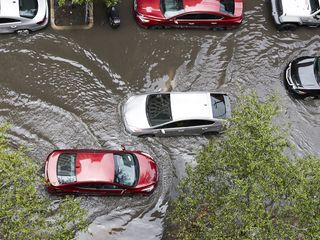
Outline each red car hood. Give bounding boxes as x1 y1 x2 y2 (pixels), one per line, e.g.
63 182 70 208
136 0 164 19
136 153 158 188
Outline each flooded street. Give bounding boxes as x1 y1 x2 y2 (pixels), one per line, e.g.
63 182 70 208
0 0 320 239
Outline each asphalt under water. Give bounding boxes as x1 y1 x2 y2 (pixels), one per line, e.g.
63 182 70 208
0 1 320 239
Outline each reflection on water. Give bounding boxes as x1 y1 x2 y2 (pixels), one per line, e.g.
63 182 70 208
0 0 320 239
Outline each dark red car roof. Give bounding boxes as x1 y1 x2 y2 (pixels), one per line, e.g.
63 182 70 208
136 0 243 19
75 152 115 183
184 0 220 13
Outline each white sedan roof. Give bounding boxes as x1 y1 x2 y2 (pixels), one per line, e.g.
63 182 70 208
170 92 213 120
0 0 19 17
281 0 312 17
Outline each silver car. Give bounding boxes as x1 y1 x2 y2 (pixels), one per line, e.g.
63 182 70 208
0 0 48 34
271 0 320 30
122 92 231 137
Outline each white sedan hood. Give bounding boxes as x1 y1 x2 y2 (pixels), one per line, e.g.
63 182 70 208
122 95 150 131
281 0 312 16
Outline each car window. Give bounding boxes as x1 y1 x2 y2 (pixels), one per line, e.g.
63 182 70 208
158 120 215 128
315 57 320 84
211 94 227 119
57 153 76 184
177 14 222 20
0 18 19 24
176 14 199 20
146 94 172 126
114 154 138 187
310 0 320 13
220 0 235 15
76 183 121 190
161 0 183 13
198 14 223 20
19 0 38 19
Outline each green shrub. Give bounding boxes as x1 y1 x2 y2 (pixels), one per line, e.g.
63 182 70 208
0 125 87 240
57 0 120 7
168 93 320 239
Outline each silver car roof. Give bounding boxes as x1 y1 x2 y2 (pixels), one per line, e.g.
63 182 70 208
0 0 19 17
170 92 213 120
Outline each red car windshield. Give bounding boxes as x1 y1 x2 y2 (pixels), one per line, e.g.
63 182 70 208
57 153 76 184
114 154 139 187
220 0 235 15
160 0 183 14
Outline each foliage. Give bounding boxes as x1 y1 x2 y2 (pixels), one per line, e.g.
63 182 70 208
58 0 92 7
104 0 120 8
0 125 87 240
57 0 120 7
168 93 320 239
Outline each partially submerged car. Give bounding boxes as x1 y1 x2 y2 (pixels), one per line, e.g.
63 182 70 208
133 0 243 29
271 0 320 30
0 0 48 34
285 56 320 97
45 149 158 195
122 92 231 136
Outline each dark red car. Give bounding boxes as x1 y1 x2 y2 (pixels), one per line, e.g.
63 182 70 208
133 0 243 29
45 149 158 195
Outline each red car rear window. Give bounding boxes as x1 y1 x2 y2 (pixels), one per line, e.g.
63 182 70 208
57 153 76 184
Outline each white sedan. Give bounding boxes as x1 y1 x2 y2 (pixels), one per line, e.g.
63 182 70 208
0 0 48 34
122 92 231 137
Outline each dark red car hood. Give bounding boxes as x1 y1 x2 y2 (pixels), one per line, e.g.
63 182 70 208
136 153 158 188
136 0 164 19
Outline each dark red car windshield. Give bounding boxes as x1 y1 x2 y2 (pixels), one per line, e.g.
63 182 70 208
160 0 183 14
57 153 76 184
220 0 235 15
114 154 139 187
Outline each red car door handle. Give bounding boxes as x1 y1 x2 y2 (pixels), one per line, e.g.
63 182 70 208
211 22 217 25
188 22 195 25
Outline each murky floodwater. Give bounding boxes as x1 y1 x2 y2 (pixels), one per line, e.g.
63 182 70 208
1 0 320 239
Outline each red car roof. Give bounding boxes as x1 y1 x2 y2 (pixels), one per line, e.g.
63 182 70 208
184 0 220 13
75 152 115 183
46 150 115 186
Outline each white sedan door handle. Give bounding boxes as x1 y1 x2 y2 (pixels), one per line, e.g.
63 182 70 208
10 25 17 29
202 127 208 130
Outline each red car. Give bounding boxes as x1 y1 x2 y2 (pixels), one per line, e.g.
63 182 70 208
133 0 243 29
45 149 158 195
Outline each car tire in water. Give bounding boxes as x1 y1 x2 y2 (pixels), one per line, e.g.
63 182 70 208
148 25 164 30
277 23 298 31
138 134 155 138
212 26 227 31
16 29 30 35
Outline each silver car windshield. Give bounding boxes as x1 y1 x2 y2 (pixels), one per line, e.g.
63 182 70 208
211 94 226 119
19 0 38 19
313 58 320 84
310 0 320 13
114 154 138 187
146 94 172 126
